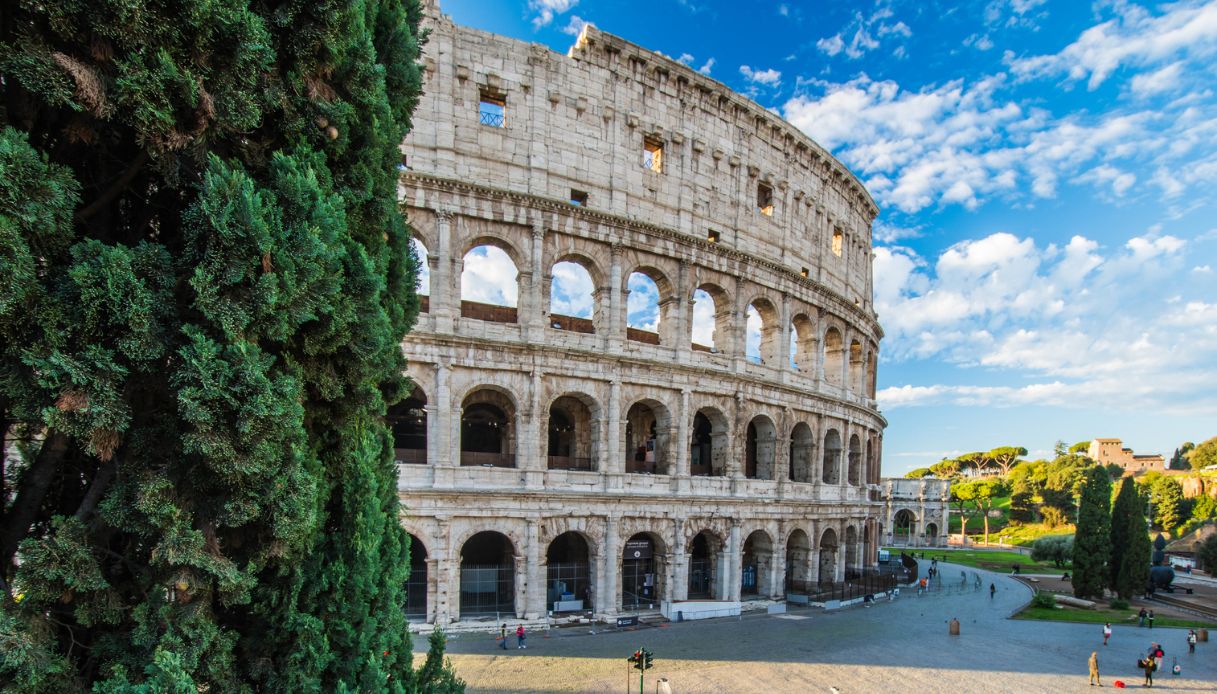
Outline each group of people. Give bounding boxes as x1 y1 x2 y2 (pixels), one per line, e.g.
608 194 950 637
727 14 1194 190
498 624 527 650
1137 608 1155 628
1087 626 1201 687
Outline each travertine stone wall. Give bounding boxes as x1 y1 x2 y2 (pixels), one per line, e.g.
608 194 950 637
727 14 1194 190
398 1 888 628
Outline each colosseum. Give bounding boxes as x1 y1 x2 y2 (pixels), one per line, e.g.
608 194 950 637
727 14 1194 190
394 0 887 628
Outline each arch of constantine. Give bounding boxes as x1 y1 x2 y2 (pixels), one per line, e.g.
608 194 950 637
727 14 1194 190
396 1 886 626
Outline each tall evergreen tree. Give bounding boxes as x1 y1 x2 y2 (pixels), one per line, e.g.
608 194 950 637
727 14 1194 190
0 1 460 691
1109 477 1137 591
1150 476 1186 534
1116 499 1152 600
1071 466 1111 599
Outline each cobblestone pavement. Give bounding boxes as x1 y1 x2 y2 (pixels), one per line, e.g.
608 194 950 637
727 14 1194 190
423 563 1217 693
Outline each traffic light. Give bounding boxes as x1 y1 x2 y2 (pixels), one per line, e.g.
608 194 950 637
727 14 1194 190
629 650 642 670
642 649 654 670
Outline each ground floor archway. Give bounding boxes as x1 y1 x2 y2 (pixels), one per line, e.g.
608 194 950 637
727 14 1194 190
741 530 774 598
621 533 665 611
688 530 723 599
406 534 428 621
546 532 592 613
460 531 516 618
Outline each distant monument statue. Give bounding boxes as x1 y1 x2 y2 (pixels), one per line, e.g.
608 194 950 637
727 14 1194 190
1149 533 1175 592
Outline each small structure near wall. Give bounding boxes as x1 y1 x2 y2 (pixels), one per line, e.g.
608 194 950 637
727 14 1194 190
1088 438 1166 475
880 478 950 548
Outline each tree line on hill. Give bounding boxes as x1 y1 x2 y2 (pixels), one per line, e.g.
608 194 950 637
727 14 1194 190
907 439 1217 541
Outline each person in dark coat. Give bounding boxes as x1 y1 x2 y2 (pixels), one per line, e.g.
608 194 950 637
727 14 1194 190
1141 653 1156 687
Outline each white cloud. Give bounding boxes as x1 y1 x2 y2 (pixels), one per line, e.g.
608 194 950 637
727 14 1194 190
816 34 846 57
626 273 659 331
561 15 590 36
549 261 594 318
740 65 782 87
691 289 716 348
1194 264 1213 273
698 58 716 75
411 237 430 295
676 53 695 66
1009 2 1217 90
529 0 578 29
1130 61 1185 97
813 8 913 60
461 246 518 306
876 228 1216 414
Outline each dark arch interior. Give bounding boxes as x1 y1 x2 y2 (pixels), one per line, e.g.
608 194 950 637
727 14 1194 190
688 532 718 599
406 534 428 619
388 390 427 464
546 532 591 612
460 531 515 617
621 533 661 611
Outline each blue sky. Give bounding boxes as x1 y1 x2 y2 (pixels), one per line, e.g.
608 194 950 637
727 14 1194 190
425 0 1217 474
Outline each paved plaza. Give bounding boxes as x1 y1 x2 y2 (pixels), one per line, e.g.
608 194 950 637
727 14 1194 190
422 562 1217 693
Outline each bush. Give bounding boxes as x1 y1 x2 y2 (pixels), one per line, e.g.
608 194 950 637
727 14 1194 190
1031 592 1057 608
1031 534 1075 567
1110 598 1130 610
1041 506 1070 528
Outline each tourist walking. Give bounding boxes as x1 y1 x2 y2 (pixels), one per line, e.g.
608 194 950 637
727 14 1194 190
989 583 996 599
1088 651 1101 686
499 623 508 650
1138 608 1147 627
1103 622 1112 646
1140 653 1156 687
516 624 527 649
1147 610 1155 629
1187 629 1197 654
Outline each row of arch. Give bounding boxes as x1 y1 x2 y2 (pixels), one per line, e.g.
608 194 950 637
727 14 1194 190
405 523 871 621
413 237 878 397
390 382 877 484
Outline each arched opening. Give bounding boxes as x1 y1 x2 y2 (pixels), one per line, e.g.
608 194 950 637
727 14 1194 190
789 422 814 483
690 408 727 477
625 400 670 475
388 386 427 465
622 533 665 611
691 285 728 353
866 350 877 398
745 415 777 480
460 244 519 323
863 524 873 572
866 438 875 485
741 530 774 598
822 429 842 484
823 327 844 387
790 313 816 370
849 340 864 394
549 260 595 334
785 529 811 595
848 434 862 486
406 534 428 621
893 509 915 545
688 531 723 599
546 532 591 613
459 531 515 618
626 271 662 344
460 389 516 467
818 528 838 585
744 298 779 365
548 395 597 471
926 522 939 545
845 525 860 579
411 237 430 312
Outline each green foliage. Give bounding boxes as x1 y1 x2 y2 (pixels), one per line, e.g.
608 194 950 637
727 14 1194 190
1030 592 1057 609
1040 503 1070 529
1008 478 1036 524
987 446 1028 475
1031 535 1074 568
1191 494 1217 522
1116 513 1152 600
1109 598 1130 610
1109 478 1138 592
0 0 459 691
1198 533 1217 573
905 467 934 479
1150 476 1186 534
1186 437 1217 470
1072 466 1111 599
1070 441 1092 455
930 458 962 479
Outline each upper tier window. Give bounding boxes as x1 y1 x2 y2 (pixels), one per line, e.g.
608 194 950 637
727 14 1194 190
757 183 774 216
643 138 663 173
479 92 505 127
832 229 843 257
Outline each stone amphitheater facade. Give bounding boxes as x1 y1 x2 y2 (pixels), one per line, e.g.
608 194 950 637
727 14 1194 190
395 1 887 627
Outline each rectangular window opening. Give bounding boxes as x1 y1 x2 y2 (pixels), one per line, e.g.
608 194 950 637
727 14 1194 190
832 229 843 257
570 189 589 206
758 183 774 216
479 91 506 127
643 138 663 173
801 267 810 278
707 229 721 244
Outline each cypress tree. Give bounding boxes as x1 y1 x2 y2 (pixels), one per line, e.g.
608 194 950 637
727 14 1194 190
1071 465 1111 599
1109 477 1137 591
0 1 460 691
1117 507 1152 600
